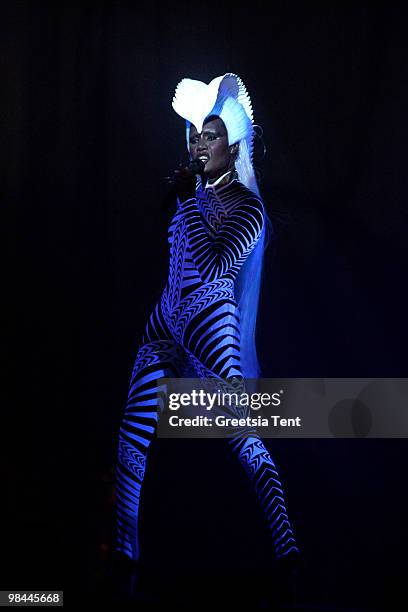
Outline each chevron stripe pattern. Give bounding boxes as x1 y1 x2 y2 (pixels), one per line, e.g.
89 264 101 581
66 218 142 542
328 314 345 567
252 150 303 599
228 434 300 559
114 178 299 562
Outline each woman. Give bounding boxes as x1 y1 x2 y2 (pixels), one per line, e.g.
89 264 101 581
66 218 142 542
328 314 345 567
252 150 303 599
113 73 300 590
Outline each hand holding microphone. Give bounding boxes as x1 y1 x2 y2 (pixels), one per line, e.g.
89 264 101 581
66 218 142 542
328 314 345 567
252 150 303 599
162 159 205 209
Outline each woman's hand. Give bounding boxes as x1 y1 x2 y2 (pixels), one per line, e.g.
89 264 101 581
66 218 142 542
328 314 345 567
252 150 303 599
171 164 196 203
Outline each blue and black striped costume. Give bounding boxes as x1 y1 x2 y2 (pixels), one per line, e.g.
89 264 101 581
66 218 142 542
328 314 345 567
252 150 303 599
114 176 299 562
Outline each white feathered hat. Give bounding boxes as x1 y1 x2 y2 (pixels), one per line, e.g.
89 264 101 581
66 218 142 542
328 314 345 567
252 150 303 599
172 73 259 195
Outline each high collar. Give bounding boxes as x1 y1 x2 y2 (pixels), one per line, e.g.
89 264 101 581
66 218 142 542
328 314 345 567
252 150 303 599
205 170 233 189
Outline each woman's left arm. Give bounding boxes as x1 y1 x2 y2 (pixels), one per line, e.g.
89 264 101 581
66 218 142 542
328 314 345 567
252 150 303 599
181 196 264 283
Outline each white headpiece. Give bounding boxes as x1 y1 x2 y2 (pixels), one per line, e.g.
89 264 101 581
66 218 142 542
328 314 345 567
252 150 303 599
172 73 259 196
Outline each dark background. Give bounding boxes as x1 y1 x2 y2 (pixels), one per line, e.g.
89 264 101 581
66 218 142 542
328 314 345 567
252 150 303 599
3 2 408 610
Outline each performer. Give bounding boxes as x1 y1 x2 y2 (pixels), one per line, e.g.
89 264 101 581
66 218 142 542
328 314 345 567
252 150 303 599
112 74 300 589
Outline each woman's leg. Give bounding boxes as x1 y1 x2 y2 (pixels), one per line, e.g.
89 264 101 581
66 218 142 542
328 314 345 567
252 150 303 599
182 295 299 559
227 433 300 559
114 302 183 562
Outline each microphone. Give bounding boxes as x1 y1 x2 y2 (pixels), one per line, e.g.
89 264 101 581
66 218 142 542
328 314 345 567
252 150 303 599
161 158 206 211
188 158 205 176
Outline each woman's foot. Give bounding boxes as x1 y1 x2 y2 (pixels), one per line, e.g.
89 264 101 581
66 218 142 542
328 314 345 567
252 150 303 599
274 549 302 608
106 551 140 603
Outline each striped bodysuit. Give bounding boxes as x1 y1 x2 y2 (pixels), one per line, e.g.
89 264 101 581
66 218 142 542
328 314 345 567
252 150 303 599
114 177 299 562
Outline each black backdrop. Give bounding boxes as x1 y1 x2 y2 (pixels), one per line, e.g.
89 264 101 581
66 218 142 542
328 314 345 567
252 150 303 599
3 3 408 610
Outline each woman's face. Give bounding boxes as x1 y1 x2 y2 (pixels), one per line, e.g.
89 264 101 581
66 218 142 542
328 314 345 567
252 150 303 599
189 116 237 180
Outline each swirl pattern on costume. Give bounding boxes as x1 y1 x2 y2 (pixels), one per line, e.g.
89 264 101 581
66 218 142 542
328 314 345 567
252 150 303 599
114 178 299 561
